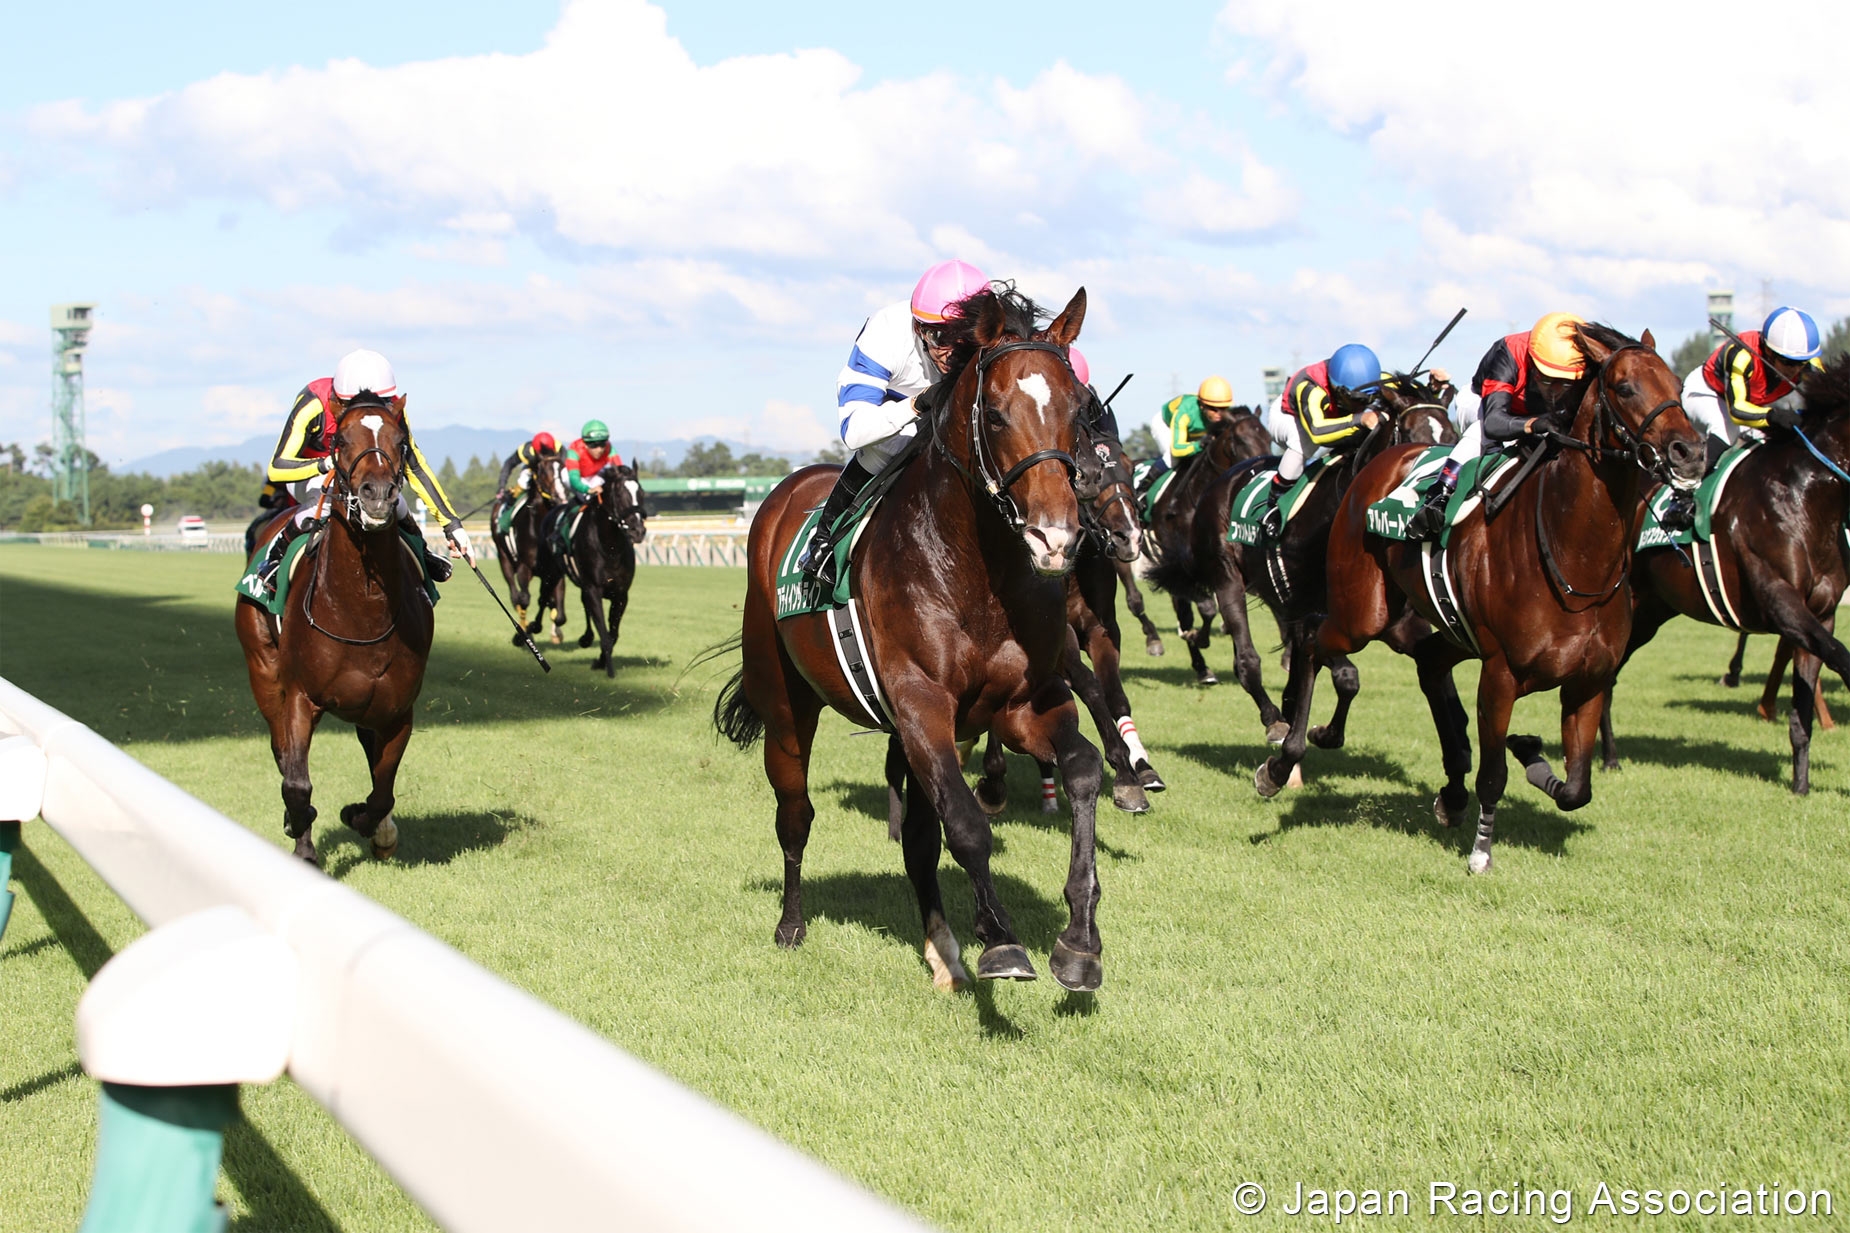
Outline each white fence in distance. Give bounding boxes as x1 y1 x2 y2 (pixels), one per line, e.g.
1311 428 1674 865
0 677 927 1233
0 528 751 567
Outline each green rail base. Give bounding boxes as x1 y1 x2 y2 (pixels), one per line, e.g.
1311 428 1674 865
0 821 18 943
79 1083 237 1233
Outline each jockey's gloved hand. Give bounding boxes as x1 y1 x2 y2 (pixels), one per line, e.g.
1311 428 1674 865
587 474 606 490
1767 395 1805 430
447 524 474 564
317 455 335 475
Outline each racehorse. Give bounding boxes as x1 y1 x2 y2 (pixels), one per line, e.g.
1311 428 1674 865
235 394 435 865
1602 355 1850 794
559 463 648 677
1718 633 1835 729
516 455 577 647
1261 326 1704 873
1143 409 1274 684
1151 379 1454 748
714 285 1107 992
490 451 565 633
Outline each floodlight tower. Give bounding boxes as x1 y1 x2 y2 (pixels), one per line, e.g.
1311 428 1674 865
1706 290 1734 347
51 302 95 524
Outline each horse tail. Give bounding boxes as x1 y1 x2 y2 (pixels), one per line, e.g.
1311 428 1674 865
713 667 765 749
1144 551 1209 602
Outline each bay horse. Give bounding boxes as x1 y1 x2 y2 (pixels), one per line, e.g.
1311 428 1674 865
1144 409 1274 684
714 285 1106 992
518 455 577 647
1150 379 1454 749
1261 325 1704 874
1601 355 1850 793
561 462 648 677
235 394 434 865
1718 633 1835 728
490 451 564 634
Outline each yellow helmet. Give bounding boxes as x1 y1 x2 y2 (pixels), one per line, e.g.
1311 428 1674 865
1528 312 1588 379
1197 375 1234 408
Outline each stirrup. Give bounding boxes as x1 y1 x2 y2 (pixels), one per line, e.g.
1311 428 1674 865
423 550 453 582
1405 488 1450 541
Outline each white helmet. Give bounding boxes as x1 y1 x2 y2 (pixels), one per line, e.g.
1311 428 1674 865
1762 307 1823 363
332 349 398 399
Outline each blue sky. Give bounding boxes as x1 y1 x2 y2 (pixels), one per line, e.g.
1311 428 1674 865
3 0 1844 467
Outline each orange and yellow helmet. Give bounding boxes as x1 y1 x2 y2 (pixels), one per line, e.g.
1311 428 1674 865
1197 375 1234 409
1529 312 1588 379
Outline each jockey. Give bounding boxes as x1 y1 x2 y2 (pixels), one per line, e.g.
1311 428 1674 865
798 258 990 588
253 349 470 595
498 431 558 496
1683 306 1824 465
1405 313 1586 541
562 420 624 497
1258 345 1383 536
1141 376 1234 491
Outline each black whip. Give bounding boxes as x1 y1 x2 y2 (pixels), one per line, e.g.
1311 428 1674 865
1407 307 1468 378
450 533 550 672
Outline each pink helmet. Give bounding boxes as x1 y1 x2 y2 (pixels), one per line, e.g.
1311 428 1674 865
910 259 989 323
1068 345 1090 386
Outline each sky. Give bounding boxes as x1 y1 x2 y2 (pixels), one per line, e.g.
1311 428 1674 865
3 0 1847 468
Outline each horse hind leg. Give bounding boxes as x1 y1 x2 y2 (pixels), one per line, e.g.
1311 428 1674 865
974 731 1008 816
1118 559 1163 655
1464 660 1519 875
1724 630 1751 688
899 766 968 992
1174 596 1216 685
272 695 323 866
1790 648 1822 796
341 720 411 860
1308 653 1360 750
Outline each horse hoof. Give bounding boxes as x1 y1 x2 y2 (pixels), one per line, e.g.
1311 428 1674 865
294 837 319 867
1111 781 1150 813
1135 762 1166 792
1308 724 1343 750
976 944 1037 981
579 631 595 647
1720 673 1741 688
1049 940 1103 992
1255 762 1282 799
1601 759 1622 772
975 780 1007 817
511 630 528 647
1197 671 1219 687
1285 762 1303 788
1433 792 1468 828
1467 848 1493 875
1757 702 1778 723
774 920 806 949
370 815 398 860
550 632 563 646
1265 721 1291 745
339 802 379 839
1146 638 1164 657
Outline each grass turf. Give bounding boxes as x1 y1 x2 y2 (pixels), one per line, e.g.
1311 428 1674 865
0 543 1846 1231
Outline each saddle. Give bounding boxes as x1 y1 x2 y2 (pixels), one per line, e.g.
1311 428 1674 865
236 525 439 617
775 430 928 621
1365 446 1521 546
1637 444 1752 551
1224 455 1327 547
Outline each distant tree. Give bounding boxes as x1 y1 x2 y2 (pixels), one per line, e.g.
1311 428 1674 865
0 442 24 473
813 441 848 465
676 441 736 477
732 451 792 477
437 457 460 488
1668 331 1711 378
16 495 80 531
1122 426 1160 459
1825 317 1850 363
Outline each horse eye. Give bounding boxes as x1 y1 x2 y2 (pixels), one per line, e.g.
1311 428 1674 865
985 408 1007 429
1615 381 1635 398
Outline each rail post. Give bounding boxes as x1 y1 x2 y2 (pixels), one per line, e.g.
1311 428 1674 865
0 730 48 942
75 906 296 1233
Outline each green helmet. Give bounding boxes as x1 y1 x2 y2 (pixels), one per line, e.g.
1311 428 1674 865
581 419 610 445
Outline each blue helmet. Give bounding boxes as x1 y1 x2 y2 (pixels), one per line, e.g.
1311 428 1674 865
1328 343 1383 393
1762 306 1823 362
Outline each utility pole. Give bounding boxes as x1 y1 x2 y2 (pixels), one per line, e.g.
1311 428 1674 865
51 303 96 525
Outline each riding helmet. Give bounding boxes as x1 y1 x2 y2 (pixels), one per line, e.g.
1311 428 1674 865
1528 312 1588 379
1328 344 1382 393
1762 307 1823 362
581 420 611 445
1197 375 1234 408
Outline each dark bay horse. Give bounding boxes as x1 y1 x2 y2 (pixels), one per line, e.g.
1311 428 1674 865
715 286 1106 992
1721 635 1835 728
235 394 434 865
561 463 648 677
1263 326 1704 873
490 451 564 633
1152 380 1453 749
1144 409 1274 684
1603 356 1850 793
517 455 577 647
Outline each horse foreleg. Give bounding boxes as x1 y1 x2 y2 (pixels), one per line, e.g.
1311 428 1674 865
1118 558 1163 655
1255 620 1322 797
975 730 1008 816
580 584 613 672
342 720 410 860
1085 608 1164 792
1465 658 1519 875
1216 574 1284 740
1413 632 1473 828
272 694 324 865
997 697 1104 991
1062 628 1146 813
898 763 968 992
885 734 908 842
1173 595 1216 685
1598 687 1619 772
1791 645 1823 796
604 581 631 674
1724 630 1751 688
1307 653 1359 750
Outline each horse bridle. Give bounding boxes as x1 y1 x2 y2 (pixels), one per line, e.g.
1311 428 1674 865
936 339 1079 534
303 402 412 645
1077 436 1140 548
592 467 647 544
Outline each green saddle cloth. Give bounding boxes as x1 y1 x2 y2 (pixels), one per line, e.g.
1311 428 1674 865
1637 445 1752 550
495 492 529 536
1139 465 1178 522
1365 447 1519 546
1225 456 1329 547
773 446 920 620
237 526 440 615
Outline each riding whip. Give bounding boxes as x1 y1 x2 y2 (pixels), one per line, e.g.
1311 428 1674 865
1408 307 1468 377
1103 373 1134 408
452 536 551 672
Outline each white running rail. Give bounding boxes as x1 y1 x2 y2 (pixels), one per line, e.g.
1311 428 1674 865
0 676 928 1233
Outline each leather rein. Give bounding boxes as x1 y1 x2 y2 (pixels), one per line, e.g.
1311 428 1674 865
301 405 414 646
934 339 1079 534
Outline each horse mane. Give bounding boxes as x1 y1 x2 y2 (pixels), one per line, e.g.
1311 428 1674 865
1799 352 1850 420
933 282 1048 378
1573 321 1639 365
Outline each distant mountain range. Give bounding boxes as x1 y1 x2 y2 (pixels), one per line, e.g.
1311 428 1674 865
120 427 806 477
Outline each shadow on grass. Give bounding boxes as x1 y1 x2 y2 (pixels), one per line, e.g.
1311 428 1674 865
1254 780 1592 859
318 810 537 879
748 867 1066 955
0 575 677 746
1596 732 1799 786
0 1061 83 1103
13 845 114 979
1170 740 1413 787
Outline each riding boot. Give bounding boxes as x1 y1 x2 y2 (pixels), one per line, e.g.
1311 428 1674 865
1704 434 1727 473
1405 459 1460 542
397 512 453 582
255 515 319 598
1258 472 1291 540
799 458 876 591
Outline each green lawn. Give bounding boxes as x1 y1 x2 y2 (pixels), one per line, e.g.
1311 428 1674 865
1 544 1846 1231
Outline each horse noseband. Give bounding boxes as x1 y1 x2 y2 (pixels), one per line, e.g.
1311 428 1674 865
965 339 1079 534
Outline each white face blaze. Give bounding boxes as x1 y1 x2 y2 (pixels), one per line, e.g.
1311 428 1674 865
359 414 385 438
1016 373 1053 415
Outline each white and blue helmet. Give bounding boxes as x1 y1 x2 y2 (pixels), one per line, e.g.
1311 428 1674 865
1762 307 1823 362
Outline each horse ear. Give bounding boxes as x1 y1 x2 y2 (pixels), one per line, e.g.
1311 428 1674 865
1042 287 1087 347
391 394 408 417
1640 328 1657 351
972 293 1009 349
1573 325 1613 367
327 393 347 417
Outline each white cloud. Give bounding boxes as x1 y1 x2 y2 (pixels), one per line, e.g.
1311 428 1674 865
1142 159 1299 241
1220 0 1850 303
685 399 832 456
201 384 284 433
